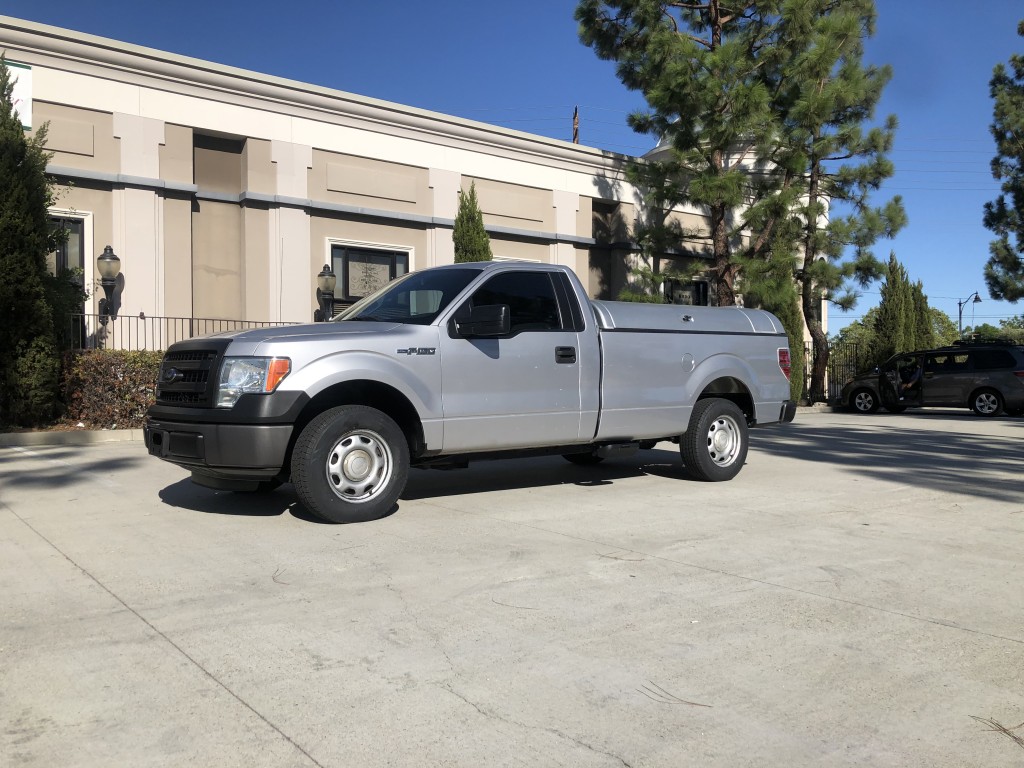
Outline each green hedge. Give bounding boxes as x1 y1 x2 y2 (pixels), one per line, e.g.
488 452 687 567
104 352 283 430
61 350 162 429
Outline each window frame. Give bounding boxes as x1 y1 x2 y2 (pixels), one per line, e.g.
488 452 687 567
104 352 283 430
326 238 414 304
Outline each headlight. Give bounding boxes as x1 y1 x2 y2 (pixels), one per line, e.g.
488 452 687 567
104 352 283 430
216 357 290 408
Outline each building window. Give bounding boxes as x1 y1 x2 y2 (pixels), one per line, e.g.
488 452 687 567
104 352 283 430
331 244 410 302
48 216 85 275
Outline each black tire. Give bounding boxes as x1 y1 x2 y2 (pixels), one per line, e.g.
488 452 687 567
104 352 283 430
680 398 748 482
562 451 605 466
291 405 409 523
849 388 879 414
971 388 1004 417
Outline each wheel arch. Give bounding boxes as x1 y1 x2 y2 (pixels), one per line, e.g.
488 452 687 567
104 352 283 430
286 380 425 475
697 377 755 424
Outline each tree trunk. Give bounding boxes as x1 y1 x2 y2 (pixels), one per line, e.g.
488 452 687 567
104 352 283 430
802 150 828 402
710 147 736 307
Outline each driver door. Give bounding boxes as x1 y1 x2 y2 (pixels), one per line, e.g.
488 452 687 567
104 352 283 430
437 270 584 452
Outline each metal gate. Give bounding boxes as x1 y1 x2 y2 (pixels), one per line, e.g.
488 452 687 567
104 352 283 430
803 340 865 404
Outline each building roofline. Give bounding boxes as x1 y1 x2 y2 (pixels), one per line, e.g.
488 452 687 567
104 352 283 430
0 15 633 173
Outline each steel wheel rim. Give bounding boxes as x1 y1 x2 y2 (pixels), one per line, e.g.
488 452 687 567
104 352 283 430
706 414 742 467
854 391 874 412
325 430 393 503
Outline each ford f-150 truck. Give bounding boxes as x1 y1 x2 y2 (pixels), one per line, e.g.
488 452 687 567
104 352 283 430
144 261 796 523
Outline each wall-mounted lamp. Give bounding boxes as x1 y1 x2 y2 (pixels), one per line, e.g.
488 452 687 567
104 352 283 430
314 263 337 322
97 245 121 328
957 291 982 337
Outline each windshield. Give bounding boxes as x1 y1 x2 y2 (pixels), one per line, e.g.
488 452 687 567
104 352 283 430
335 268 480 325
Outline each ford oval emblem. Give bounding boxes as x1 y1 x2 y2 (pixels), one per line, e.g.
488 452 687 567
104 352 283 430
163 367 184 384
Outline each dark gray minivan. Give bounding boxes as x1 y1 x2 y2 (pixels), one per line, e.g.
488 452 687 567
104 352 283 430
840 342 1024 416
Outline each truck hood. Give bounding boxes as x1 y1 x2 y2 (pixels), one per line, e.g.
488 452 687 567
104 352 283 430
204 320 402 344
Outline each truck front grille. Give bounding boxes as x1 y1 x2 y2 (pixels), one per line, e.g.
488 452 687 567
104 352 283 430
155 344 227 407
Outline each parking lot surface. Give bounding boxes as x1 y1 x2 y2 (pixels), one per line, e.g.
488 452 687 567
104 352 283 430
1 408 1022 767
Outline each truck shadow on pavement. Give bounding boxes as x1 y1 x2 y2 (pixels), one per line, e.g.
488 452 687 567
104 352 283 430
155 454 681 522
157 479 320 521
153 411 1022 520
750 411 1024 504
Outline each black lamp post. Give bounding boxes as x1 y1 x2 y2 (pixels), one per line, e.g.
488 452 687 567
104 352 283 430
97 245 121 327
957 291 982 338
314 264 337 322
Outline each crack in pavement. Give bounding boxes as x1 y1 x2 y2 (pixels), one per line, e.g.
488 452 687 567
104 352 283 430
440 683 634 768
3 502 327 768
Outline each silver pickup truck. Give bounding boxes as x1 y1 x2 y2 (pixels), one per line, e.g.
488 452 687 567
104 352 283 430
144 262 796 523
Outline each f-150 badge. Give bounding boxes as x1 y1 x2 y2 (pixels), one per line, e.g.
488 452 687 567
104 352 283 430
396 348 437 356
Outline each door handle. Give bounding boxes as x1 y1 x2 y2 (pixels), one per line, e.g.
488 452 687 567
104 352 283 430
555 346 577 364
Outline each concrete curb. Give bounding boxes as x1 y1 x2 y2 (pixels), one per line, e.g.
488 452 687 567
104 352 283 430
0 429 144 448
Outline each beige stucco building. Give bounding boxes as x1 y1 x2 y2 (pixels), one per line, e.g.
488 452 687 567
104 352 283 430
1 15 730 336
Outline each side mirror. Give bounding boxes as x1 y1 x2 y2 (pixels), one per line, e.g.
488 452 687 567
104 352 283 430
454 304 510 338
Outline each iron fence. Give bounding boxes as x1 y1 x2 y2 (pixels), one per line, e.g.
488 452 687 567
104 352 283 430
803 340 865 404
62 314 299 352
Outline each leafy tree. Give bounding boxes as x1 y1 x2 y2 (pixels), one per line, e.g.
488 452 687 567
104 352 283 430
453 181 492 263
576 1 783 307
0 58 68 426
764 0 905 401
964 322 1003 340
1001 314 1024 330
930 308 958 347
983 19 1024 301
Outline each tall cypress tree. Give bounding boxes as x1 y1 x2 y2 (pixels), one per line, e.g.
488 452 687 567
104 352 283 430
983 19 1024 301
873 253 911 365
0 58 64 425
911 281 934 351
453 181 493 263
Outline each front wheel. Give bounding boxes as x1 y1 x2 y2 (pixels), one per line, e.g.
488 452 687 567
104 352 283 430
971 388 1004 417
291 405 409 523
850 388 879 414
680 398 748 482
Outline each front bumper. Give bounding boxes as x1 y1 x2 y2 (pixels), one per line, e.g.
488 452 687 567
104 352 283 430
144 418 293 482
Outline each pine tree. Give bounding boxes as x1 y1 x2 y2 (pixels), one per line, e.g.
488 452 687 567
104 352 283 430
576 0 784 306
766 0 905 401
983 19 1024 301
453 181 493 263
0 58 65 426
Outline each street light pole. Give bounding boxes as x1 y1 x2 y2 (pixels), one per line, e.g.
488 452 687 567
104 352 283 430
957 291 982 338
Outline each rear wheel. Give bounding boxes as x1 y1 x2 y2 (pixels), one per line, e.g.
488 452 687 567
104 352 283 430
971 388 1004 417
680 398 748 482
291 405 409 523
850 388 879 414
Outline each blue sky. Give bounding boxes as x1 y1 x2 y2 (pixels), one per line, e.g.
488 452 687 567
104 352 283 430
4 1 1022 333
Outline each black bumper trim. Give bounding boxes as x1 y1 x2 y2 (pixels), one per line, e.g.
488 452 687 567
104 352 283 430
144 419 292 477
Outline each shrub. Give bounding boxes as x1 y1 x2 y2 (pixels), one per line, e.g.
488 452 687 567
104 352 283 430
61 350 162 429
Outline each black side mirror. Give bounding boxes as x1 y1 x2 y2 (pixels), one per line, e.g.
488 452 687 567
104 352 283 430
454 304 510 338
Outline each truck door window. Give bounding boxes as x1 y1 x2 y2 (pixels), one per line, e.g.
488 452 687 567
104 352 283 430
469 272 563 333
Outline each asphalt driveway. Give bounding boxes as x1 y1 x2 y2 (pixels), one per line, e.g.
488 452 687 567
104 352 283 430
1 408 1022 767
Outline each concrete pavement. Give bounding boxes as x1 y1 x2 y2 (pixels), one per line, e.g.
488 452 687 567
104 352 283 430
1 408 1022 767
